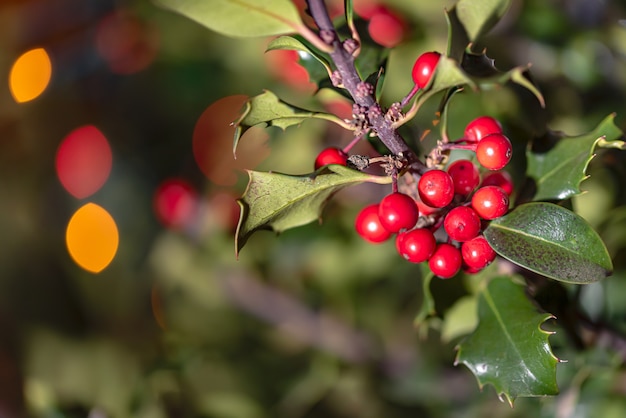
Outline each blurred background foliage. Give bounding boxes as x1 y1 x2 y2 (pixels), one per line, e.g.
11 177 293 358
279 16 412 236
1 0 626 417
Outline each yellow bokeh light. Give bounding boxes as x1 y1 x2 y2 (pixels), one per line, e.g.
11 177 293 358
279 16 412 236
66 203 119 273
9 47 52 103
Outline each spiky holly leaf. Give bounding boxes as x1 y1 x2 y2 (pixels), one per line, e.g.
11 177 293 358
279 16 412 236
155 0 303 38
232 90 347 155
402 55 544 125
455 276 559 405
527 113 625 201
236 165 391 254
483 202 613 284
446 0 512 59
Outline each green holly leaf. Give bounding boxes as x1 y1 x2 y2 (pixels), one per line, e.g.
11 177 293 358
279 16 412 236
455 0 512 44
266 36 333 83
455 276 559 405
483 202 613 284
236 165 392 255
155 0 303 38
441 295 478 343
527 113 625 201
232 90 347 155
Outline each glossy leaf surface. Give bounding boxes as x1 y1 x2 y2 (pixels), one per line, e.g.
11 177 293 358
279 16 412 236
455 276 559 405
527 113 624 201
484 203 613 283
155 0 302 37
236 165 391 254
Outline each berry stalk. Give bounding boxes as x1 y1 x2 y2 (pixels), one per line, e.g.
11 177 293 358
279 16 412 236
305 0 427 174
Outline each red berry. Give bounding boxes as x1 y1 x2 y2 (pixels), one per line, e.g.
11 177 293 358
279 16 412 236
378 192 419 233
418 170 454 208
429 243 462 279
476 133 512 170
481 171 514 196
443 206 481 242
471 186 509 220
397 228 436 263
315 147 348 170
411 52 441 89
415 197 439 216
447 159 480 196
464 116 503 143
462 236 496 270
355 204 392 243
368 8 405 48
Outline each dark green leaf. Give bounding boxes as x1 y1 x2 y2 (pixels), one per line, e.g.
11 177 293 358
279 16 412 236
484 202 613 284
455 0 512 43
232 90 347 155
527 113 624 201
455 276 559 405
236 165 391 254
155 0 302 38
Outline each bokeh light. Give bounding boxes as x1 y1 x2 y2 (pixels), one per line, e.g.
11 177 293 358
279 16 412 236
9 47 52 103
192 95 270 186
95 10 159 75
153 178 198 229
66 203 119 273
55 125 113 199
265 49 315 92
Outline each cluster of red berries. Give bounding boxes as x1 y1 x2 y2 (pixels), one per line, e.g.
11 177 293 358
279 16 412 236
352 115 512 278
312 51 514 278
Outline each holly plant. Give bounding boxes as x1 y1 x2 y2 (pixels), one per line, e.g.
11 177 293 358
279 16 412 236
157 0 626 405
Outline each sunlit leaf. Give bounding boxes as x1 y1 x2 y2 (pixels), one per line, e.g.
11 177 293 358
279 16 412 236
455 0 512 43
232 90 347 155
155 0 302 38
484 203 613 284
236 165 392 254
527 113 624 201
267 36 332 77
441 295 478 342
455 276 559 405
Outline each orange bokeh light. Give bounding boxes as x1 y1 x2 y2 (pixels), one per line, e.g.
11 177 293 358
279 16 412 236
192 95 270 186
66 203 119 273
96 10 159 75
9 47 52 103
153 178 198 229
55 125 113 199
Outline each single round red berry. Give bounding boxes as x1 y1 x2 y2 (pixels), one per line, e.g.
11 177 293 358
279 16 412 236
462 236 496 270
447 159 480 196
464 116 503 143
378 192 419 233
476 133 512 170
481 171 514 196
397 228 437 263
429 243 462 279
355 204 391 243
471 186 509 220
368 8 405 48
444 206 481 242
315 147 348 170
411 51 441 89
418 169 454 208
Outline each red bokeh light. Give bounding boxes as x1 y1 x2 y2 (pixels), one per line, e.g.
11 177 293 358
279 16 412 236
96 10 159 75
55 125 112 199
153 178 198 229
193 95 270 186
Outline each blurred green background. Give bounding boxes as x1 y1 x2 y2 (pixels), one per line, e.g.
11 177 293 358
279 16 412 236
2 0 626 417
